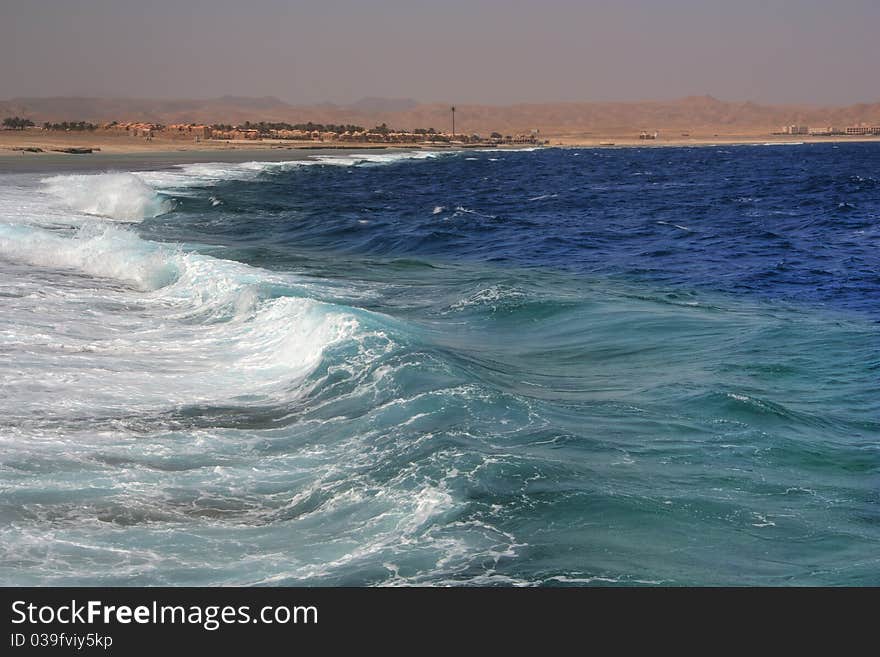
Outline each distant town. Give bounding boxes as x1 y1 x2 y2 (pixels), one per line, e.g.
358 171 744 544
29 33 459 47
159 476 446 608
1 116 548 147
774 123 880 136
4 106 880 155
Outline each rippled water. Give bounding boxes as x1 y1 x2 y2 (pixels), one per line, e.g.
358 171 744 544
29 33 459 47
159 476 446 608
1 144 878 585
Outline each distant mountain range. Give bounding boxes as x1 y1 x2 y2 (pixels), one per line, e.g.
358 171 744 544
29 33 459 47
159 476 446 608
2 95 879 136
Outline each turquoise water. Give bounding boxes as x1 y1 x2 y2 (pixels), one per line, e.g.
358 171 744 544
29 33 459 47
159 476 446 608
0 145 878 585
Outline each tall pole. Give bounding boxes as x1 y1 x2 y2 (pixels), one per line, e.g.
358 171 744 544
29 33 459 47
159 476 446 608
451 106 455 138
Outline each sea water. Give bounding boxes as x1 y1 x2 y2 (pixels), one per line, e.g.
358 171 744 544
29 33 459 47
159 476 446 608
1 144 878 585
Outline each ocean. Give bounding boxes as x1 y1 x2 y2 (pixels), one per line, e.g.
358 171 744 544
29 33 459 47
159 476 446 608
1 143 878 585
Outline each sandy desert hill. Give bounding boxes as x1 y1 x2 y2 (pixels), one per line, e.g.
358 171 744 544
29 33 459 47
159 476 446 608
2 95 880 137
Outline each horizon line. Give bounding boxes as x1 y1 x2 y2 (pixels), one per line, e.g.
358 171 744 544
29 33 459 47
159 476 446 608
4 94 880 109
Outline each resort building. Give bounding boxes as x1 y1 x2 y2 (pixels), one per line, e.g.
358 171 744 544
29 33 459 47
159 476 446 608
210 128 260 140
103 122 161 138
162 124 213 140
844 125 880 136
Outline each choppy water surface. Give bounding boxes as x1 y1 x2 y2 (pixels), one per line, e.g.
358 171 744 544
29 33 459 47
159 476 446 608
1 144 878 585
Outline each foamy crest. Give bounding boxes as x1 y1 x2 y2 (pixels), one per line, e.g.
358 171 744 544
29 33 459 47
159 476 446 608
447 285 527 313
234 296 361 379
43 173 171 222
312 150 444 167
135 152 446 190
0 215 375 411
0 222 178 290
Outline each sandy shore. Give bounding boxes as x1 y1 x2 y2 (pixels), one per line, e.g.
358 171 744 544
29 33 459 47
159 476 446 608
2 128 879 173
0 129 408 155
0 131 440 173
0 146 401 173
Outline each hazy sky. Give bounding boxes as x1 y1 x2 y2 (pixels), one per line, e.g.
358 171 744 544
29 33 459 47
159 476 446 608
2 0 879 105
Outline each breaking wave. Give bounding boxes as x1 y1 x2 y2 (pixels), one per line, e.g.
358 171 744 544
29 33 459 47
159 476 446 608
138 150 448 190
0 222 178 290
43 172 171 221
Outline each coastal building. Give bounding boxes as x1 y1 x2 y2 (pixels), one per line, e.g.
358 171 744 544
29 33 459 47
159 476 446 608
510 133 536 144
774 124 880 137
844 125 880 136
485 133 545 145
783 125 809 135
161 124 213 140
206 127 259 140
269 129 311 140
102 122 161 138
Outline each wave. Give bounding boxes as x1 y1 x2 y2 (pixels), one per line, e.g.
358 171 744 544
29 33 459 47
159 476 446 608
4 144 879 586
447 284 528 313
310 150 444 167
479 147 542 153
452 206 497 219
656 220 692 231
0 222 178 290
136 150 448 191
0 222 373 414
43 173 171 222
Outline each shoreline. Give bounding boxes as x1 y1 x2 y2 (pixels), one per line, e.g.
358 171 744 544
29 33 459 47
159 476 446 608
0 145 437 173
550 135 880 149
2 131 879 174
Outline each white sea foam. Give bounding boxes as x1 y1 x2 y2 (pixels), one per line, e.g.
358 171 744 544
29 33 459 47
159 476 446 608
135 150 447 191
43 173 171 222
479 147 542 153
656 220 691 231
310 150 444 167
0 223 367 411
138 163 267 189
452 206 497 219
0 173 378 413
447 285 527 313
0 222 179 290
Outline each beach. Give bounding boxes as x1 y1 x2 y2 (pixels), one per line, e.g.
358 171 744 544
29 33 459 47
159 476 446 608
0 129 435 169
3 128 880 172
0 130 430 173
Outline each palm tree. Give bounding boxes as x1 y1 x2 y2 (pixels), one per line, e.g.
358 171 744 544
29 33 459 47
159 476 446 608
2 116 35 130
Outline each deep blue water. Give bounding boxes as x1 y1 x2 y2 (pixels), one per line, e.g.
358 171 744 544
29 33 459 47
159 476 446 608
1 143 878 585
147 143 880 316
